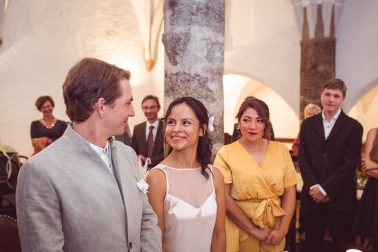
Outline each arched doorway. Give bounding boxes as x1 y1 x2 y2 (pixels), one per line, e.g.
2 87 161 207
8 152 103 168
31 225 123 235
223 74 299 145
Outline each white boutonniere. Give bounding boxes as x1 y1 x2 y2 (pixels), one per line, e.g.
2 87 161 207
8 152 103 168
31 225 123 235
136 157 150 194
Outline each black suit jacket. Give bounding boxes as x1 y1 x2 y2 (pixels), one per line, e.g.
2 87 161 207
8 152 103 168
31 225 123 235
298 111 363 210
131 120 164 167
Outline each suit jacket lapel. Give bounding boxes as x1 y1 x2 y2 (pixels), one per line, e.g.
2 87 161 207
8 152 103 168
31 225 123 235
312 114 326 141
110 138 130 242
140 122 147 154
152 120 163 155
66 126 118 179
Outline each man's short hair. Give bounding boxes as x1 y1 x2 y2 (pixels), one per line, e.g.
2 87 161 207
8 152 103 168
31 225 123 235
141 95 160 108
63 58 130 122
321 78 347 97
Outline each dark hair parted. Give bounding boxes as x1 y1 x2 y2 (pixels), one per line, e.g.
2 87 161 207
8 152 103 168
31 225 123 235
321 78 347 97
35 96 55 111
142 95 160 108
236 97 273 140
165 97 212 179
62 58 130 122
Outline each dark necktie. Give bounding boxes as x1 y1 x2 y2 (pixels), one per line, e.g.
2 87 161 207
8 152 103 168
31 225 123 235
147 125 154 157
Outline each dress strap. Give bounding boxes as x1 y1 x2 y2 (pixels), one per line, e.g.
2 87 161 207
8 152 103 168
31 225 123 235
207 164 215 190
150 164 170 193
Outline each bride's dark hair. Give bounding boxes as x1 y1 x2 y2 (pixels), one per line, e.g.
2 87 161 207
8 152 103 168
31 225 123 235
164 96 212 179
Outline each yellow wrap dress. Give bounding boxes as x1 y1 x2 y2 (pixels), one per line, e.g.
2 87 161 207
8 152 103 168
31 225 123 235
214 140 299 252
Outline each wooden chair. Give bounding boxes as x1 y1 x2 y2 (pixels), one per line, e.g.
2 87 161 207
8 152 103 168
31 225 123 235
0 215 22 252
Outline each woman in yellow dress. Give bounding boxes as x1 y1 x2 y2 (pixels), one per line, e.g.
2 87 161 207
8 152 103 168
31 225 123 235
214 97 299 252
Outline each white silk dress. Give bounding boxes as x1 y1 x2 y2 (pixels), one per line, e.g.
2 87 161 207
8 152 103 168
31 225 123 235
153 164 217 252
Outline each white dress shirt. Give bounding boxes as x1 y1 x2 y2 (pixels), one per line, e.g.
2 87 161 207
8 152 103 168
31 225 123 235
322 108 341 139
145 120 160 141
89 140 113 176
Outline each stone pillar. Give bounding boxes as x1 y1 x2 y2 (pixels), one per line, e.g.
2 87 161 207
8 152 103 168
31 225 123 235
300 4 336 119
163 0 225 154
293 0 346 120
0 0 7 48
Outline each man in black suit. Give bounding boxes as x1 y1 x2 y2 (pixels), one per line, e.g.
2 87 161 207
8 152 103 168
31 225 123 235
131 95 164 168
299 78 363 252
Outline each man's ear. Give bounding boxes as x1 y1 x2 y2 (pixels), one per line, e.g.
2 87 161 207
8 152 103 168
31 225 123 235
95 97 106 118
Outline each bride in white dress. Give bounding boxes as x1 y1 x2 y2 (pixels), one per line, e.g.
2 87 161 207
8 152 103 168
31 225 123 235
147 96 226 252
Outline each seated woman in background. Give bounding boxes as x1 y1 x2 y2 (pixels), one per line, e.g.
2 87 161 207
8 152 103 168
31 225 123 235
291 103 321 156
31 96 67 154
147 96 225 252
214 97 299 252
353 127 378 252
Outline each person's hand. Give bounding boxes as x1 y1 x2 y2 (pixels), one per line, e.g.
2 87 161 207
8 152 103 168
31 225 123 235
265 229 286 245
250 227 270 241
360 159 367 171
309 187 329 203
138 155 147 164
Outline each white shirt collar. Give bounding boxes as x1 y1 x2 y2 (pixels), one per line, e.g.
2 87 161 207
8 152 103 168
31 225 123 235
146 120 159 129
88 140 113 176
89 140 110 155
322 108 341 123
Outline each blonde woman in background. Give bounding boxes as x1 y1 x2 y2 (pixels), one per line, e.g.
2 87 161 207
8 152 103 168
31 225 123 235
291 103 321 156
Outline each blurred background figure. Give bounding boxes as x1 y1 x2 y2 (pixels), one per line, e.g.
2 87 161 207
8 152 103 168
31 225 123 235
30 96 67 154
215 97 298 252
353 127 378 252
115 122 132 146
291 103 321 156
131 95 164 168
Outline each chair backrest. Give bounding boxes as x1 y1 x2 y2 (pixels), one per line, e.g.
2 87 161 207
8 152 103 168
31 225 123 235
0 215 22 252
1 152 21 218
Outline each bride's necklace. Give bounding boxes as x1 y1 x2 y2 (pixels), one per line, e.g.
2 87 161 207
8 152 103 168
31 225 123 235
41 118 57 129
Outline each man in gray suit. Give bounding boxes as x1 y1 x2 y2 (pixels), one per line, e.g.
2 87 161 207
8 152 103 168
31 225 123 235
16 58 162 252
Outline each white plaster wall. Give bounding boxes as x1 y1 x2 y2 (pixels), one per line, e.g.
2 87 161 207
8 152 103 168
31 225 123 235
224 0 301 139
0 0 154 156
337 0 378 112
224 0 301 113
224 0 378 140
1 0 377 156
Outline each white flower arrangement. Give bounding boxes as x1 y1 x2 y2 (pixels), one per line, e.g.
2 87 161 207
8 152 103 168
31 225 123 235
136 157 150 194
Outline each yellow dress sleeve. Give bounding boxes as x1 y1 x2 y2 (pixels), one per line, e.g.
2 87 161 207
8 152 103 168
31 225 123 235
214 145 233 184
282 144 300 188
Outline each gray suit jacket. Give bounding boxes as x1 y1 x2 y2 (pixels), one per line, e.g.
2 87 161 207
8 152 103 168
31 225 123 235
16 125 161 252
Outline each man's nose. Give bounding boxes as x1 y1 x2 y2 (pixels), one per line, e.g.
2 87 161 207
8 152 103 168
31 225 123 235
129 104 135 117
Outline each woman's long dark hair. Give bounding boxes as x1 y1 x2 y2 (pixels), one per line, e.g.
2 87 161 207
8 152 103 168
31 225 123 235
164 97 212 179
